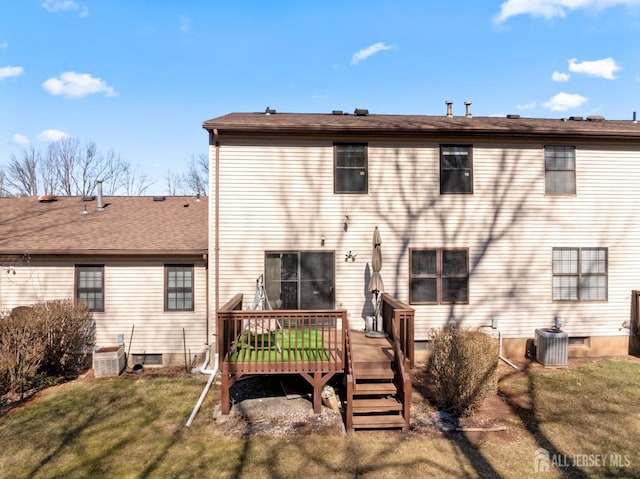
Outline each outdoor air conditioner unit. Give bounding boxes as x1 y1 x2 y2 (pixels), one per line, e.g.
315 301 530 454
535 328 568 367
93 346 126 377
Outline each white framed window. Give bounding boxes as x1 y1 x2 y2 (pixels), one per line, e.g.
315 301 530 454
334 143 367 194
545 146 576 195
552 247 607 301
75 265 104 312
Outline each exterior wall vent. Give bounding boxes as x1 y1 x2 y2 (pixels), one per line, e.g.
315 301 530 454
354 108 369 116
587 115 605 122
535 328 568 367
506 114 520 119
153 196 166 202
93 346 125 377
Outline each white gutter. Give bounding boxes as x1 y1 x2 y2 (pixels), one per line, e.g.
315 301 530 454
185 344 219 427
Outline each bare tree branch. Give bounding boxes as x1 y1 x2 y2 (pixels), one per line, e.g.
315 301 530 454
6 146 41 196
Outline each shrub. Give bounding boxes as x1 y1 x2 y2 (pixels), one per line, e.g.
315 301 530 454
39 300 95 375
428 324 499 416
0 300 95 398
0 307 47 398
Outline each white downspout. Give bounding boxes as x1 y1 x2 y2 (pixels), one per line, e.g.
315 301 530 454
480 320 518 370
185 344 219 427
498 329 518 370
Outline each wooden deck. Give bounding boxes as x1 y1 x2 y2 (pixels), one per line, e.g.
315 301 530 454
217 293 414 431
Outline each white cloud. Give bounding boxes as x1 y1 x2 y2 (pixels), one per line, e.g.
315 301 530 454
12 134 30 145
351 42 393 65
179 15 192 34
42 71 117 98
517 101 537 110
494 0 640 24
0 65 24 80
38 129 70 142
552 71 570 82
568 57 621 79
543 92 587 111
41 0 89 17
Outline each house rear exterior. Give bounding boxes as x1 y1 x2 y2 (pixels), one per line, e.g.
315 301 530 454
204 107 640 360
0 194 208 366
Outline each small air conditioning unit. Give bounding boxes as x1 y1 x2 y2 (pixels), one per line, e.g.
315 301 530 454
93 346 125 377
535 328 568 367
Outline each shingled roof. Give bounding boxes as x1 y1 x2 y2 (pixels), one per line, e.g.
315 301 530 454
0 196 208 256
203 111 640 140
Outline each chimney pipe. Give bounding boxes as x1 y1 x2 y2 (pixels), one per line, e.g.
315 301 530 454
445 100 453 118
465 101 472 118
96 179 104 211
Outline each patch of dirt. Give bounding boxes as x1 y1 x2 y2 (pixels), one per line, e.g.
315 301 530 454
214 375 345 437
212 361 530 440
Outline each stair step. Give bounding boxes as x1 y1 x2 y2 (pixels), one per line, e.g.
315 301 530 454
352 414 407 429
354 369 394 380
352 397 402 413
354 382 397 395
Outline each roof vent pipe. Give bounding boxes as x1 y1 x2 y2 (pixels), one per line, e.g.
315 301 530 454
445 100 453 117
634 111 637 123
96 179 104 211
465 101 472 118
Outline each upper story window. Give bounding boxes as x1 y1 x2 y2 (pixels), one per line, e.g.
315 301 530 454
552 247 607 301
440 145 473 194
334 143 367 194
545 146 576 195
165 265 194 311
76 265 104 312
409 248 469 304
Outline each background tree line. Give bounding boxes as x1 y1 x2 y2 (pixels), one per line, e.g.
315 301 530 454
0 137 208 197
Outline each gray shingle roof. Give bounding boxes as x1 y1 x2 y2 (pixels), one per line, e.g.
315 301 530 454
203 112 640 139
0 196 208 256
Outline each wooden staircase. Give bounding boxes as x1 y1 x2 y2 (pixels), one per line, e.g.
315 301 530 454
345 332 411 432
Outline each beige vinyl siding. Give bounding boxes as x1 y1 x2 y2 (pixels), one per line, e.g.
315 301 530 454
210 138 640 343
0 259 208 360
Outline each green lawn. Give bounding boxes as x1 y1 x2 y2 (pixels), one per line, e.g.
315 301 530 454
1 358 639 478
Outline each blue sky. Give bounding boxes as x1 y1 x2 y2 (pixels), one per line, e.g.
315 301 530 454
2 0 640 194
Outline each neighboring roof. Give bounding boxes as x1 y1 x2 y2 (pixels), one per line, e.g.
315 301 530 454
203 111 640 140
0 196 208 256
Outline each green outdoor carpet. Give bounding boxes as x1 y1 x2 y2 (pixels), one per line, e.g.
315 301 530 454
229 329 329 362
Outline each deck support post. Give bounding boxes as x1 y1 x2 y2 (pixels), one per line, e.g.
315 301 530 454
300 371 336 414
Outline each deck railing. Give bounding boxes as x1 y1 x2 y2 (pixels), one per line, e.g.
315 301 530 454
380 293 415 368
217 294 346 374
381 294 414 431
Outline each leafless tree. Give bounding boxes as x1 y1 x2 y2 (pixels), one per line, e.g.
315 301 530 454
165 153 209 195
5 146 41 196
3 137 153 197
183 153 209 196
165 169 182 196
0 169 8 196
121 164 154 195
